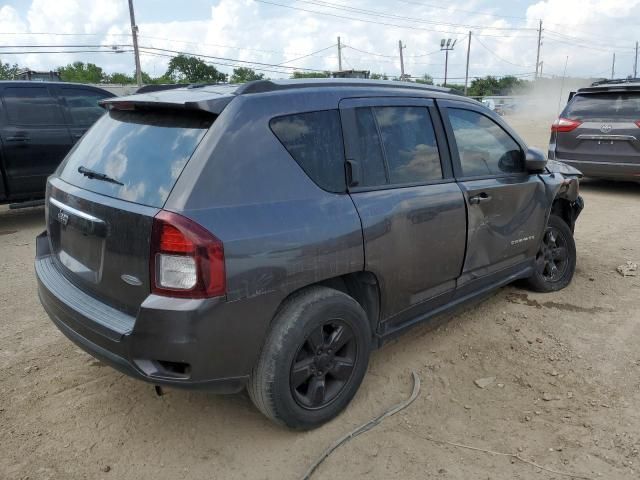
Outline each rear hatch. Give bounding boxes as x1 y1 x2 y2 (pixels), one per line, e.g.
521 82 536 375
554 91 640 164
46 106 214 315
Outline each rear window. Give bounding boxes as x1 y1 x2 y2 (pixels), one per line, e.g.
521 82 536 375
59 109 212 207
270 110 346 193
563 92 640 120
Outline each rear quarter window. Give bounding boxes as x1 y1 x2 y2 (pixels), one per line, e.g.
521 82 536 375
59 109 212 207
270 110 346 193
563 92 640 120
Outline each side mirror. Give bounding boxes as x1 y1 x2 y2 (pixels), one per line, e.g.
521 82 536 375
525 147 547 172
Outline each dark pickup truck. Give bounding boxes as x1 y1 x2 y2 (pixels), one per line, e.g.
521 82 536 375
0 81 114 207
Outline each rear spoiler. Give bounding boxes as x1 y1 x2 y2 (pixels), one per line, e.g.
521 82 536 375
576 84 640 94
99 89 235 115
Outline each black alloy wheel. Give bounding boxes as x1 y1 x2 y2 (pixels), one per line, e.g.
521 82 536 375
536 226 570 282
290 320 357 410
525 214 576 292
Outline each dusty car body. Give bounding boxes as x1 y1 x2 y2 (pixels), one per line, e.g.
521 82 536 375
35 79 583 428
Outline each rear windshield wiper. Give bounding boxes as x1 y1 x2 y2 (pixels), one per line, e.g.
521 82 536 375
77 166 124 186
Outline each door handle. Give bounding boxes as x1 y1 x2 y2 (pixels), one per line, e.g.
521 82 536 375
6 135 29 142
469 192 492 205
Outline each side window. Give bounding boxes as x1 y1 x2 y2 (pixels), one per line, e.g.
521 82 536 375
60 88 109 126
448 108 523 177
354 107 388 187
373 106 442 184
2 86 64 125
270 110 346 193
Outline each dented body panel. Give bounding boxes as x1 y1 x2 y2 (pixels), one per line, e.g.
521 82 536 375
35 80 584 392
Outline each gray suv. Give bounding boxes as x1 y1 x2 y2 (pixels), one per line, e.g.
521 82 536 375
549 79 640 181
35 79 583 429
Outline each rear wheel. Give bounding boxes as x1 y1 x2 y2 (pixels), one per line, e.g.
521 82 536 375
248 287 371 430
525 214 576 292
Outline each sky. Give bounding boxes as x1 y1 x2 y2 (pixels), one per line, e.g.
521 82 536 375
0 0 639 83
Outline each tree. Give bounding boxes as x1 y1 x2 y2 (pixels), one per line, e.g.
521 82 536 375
291 71 330 79
414 74 434 85
165 55 227 84
370 73 389 80
58 62 105 83
108 72 134 84
0 60 20 80
230 67 264 83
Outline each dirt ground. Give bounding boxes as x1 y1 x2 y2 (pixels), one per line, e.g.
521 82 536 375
1 114 639 480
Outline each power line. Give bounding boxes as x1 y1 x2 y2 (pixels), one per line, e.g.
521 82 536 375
138 34 337 59
0 32 131 37
0 49 133 55
138 45 327 72
137 49 302 76
293 0 535 32
474 36 534 68
277 44 337 65
254 0 538 38
394 0 530 21
544 29 636 50
0 44 131 49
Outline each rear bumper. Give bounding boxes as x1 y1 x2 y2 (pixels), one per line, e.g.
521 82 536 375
35 231 275 393
556 158 640 181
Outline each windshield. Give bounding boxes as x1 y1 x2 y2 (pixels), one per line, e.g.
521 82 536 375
59 109 212 207
563 92 640 120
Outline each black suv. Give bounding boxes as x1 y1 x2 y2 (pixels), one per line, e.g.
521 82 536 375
36 79 583 429
549 79 640 181
0 81 114 206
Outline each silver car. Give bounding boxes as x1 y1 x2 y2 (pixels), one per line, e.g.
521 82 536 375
549 80 640 181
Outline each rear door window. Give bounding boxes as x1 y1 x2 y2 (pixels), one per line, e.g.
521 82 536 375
59 110 212 207
448 108 523 177
353 107 388 187
563 92 640 120
374 106 442 184
351 106 442 187
2 86 64 125
270 110 346 193
60 87 110 126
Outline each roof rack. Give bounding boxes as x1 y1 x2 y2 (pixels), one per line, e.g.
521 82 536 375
235 78 452 95
590 78 640 86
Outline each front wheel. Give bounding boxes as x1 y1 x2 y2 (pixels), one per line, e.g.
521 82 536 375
525 214 576 292
248 286 371 430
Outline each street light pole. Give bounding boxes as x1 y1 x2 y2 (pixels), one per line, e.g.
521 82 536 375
440 38 456 86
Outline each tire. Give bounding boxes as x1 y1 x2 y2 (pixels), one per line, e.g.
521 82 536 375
248 286 371 430
525 214 576 292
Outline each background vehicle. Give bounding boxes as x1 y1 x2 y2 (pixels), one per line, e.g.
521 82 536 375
0 81 114 207
549 78 640 181
35 79 583 430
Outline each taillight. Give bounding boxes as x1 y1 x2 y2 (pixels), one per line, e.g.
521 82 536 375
635 120 640 128
150 211 225 298
551 117 582 133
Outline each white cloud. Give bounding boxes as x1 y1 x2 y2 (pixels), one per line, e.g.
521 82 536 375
1 0 639 82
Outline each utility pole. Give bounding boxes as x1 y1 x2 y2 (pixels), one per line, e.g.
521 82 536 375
611 52 616 79
128 0 142 86
398 40 406 81
440 38 456 86
539 61 544 77
464 31 471 95
337 36 342 71
535 19 543 79
634 41 638 78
